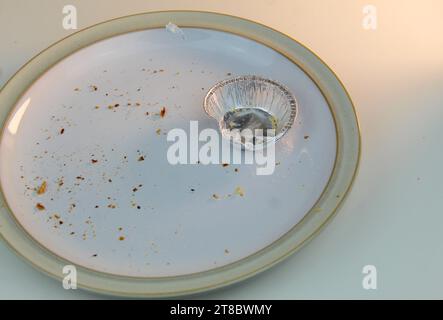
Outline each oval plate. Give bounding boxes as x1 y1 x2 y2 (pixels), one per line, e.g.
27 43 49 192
0 11 360 297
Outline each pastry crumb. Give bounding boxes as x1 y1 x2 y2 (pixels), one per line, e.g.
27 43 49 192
234 186 245 197
36 181 47 195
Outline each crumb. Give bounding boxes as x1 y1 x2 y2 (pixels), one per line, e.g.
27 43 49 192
135 102 141 106
92 254 98 257
304 135 309 139
36 181 47 195
234 168 239 172
90 85 98 91
226 72 232 76
36 203 45 210
156 128 161 135
212 194 219 200
224 249 229 254
190 188 195 192
91 159 98 164
94 105 100 109
145 112 149 116
159 107 166 118
234 186 245 197
118 236 125 241
138 156 145 161
222 163 229 167
74 88 80 91
60 128 65 135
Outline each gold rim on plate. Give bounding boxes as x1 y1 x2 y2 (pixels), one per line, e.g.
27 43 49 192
0 10 360 297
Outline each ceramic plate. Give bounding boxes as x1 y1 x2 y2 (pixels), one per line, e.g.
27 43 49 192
0 11 360 297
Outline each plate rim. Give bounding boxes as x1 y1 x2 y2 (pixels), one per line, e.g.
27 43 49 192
0 10 360 297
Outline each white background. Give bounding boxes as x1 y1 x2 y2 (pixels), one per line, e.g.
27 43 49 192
0 0 442 299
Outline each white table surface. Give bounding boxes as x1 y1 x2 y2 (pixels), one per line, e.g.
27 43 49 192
0 0 442 299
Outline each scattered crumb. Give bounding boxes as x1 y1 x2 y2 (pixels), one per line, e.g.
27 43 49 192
90 85 98 91
36 203 45 210
60 128 65 135
234 186 245 197
36 181 47 195
304 135 309 140
138 156 145 161
222 163 229 167
159 107 166 118
91 159 98 164
118 236 125 241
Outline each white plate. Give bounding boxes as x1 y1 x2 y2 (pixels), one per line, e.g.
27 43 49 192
0 11 359 297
